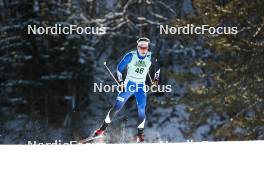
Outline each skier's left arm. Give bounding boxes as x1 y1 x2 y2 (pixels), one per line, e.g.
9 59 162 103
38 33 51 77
151 57 160 85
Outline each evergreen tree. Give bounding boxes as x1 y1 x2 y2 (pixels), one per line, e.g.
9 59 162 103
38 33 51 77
182 0 264 140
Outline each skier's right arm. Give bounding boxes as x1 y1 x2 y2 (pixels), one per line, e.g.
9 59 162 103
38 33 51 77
117 53 132 82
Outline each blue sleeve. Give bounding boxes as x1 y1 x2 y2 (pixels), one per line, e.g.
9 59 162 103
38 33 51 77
117 53 132 73
116 52 132 82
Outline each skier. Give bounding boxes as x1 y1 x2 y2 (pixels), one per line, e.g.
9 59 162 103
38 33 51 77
84 37 160 143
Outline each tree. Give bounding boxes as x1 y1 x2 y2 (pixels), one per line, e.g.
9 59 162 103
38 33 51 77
181 0 264 140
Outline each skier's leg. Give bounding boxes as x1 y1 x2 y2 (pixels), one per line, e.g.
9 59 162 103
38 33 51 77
99 83 134 131
101 93 132 126
80 89 133 143
134 84 147 142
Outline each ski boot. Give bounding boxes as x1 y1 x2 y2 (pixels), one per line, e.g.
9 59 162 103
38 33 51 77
136 128 144 143
93 129 105 137
79 121 109 144
79 129 105 144
136 134 144 143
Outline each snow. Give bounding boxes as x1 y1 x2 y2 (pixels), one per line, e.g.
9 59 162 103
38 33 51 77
193 125 211 141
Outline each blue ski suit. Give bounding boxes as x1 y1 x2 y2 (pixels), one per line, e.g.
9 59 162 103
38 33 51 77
104 50 160 129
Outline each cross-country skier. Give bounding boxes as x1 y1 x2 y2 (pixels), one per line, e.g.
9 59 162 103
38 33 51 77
83 37 160 143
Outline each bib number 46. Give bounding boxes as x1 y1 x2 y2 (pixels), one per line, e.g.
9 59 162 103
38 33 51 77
135 68 144 74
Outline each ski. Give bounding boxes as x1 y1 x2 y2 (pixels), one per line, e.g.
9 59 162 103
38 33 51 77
78 135 106 144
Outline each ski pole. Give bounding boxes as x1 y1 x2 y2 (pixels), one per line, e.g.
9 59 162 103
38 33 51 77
148 72 153 84
104 62 121 86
